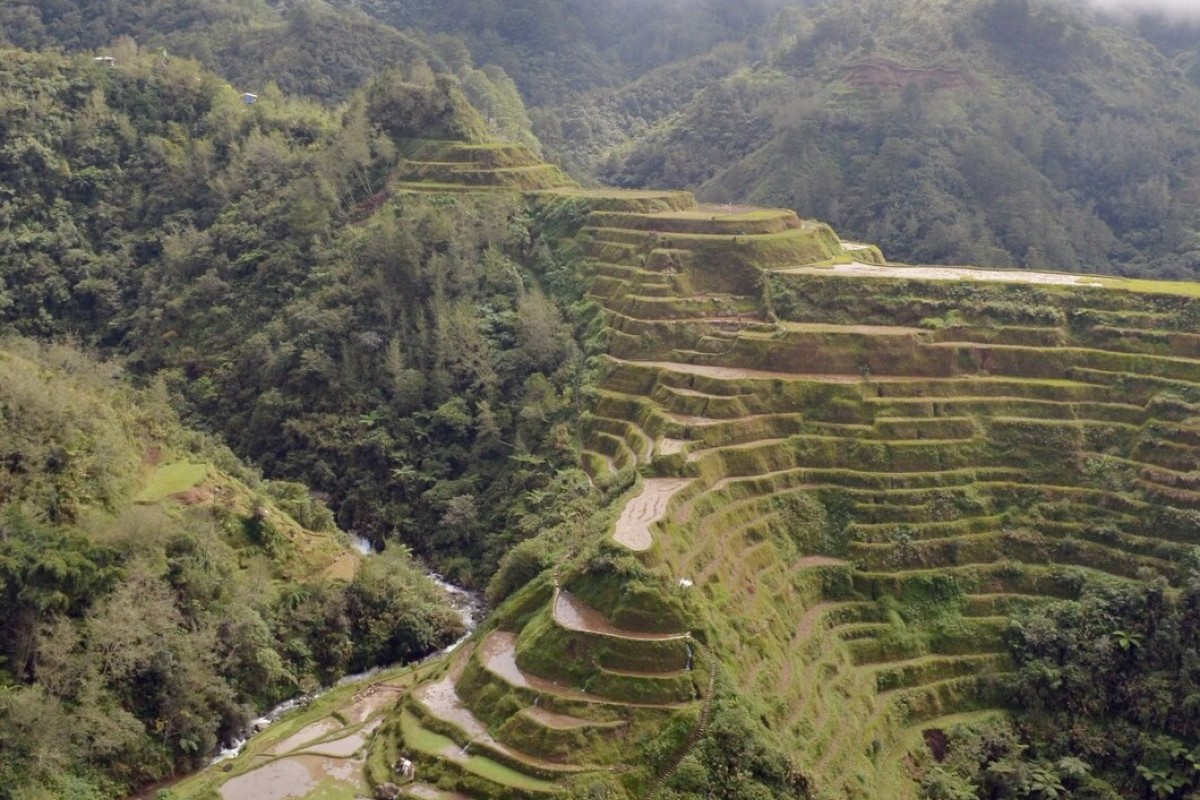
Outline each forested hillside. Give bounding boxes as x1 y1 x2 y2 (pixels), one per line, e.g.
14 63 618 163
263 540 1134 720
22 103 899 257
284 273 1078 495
0 47 586 585
602 0 1200 278
0 338 464 799
0 0 540 148
7 4 1200 800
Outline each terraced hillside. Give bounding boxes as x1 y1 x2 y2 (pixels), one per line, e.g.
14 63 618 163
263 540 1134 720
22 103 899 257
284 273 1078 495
237 144 1200 800
393 139 576 193
569 203 1200 798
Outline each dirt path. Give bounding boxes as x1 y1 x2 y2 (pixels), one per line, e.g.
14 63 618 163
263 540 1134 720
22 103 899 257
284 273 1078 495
777 322 919 336
613 478 692 551
609 357 941 384
611 357 847 382
521 707 607 730
644 641 718 800
794 603 839 642
780 263 1104 287
795 556 850 569
668 413 724 426
696 203 771 215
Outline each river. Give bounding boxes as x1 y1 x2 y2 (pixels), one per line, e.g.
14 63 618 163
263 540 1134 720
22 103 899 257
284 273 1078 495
128 555 481 798
212 561 481 763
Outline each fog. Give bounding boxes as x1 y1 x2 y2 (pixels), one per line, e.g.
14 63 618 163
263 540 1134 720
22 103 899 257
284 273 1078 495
1081 0 1200 19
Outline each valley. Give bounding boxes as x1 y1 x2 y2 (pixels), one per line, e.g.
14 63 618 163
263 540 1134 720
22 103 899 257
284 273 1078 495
5 9 1200 796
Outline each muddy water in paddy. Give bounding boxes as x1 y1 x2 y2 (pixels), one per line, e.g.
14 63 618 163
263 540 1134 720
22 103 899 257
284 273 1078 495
406 782 473 800
415 673 489 740
478 630 599 700
212 594 471 800
266 719 342 756
300 719 381 758
554 590 687 640
220 754 361 800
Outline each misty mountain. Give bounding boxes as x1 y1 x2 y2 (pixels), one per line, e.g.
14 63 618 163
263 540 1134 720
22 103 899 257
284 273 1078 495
358 0 1200 277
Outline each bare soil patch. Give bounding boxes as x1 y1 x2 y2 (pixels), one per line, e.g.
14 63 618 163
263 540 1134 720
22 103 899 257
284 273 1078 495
341 683 405 724
794 602 836 642
613 478 692 550
795 556 850 569
845 58 979 91
521 708 605 730
171 487 214 505
658 438 687 456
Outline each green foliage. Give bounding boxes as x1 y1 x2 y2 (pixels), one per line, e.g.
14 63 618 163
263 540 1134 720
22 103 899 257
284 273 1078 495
342 549 466 670
915 574 1200 798
366 70 488 142
0 341 142 523
0 49 587 583
0 0 441 105
0 340 465 799
486 536 555 607
662 690 805 800
0 508 121 679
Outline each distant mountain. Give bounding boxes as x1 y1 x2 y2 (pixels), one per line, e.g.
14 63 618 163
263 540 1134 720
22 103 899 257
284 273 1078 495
359 0 1200 277
9 0 1200 274
601 0 1200 276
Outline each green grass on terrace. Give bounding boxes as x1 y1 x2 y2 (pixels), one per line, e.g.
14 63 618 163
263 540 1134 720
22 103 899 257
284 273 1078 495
400 711 558 793
649 209 791 221
134 462 208 503
1096 275 1200 298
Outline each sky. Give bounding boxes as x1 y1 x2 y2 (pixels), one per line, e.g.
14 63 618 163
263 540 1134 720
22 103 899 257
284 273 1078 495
1082 0 1200 19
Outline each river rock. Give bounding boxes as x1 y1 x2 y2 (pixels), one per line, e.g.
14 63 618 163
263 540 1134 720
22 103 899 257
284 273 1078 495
375 783 402 800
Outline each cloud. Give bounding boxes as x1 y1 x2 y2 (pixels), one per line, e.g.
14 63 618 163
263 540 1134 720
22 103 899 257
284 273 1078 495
1080 0 1200 20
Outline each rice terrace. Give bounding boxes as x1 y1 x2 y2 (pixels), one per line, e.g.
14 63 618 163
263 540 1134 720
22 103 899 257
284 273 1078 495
172 130 1200 800
8 5 1200 800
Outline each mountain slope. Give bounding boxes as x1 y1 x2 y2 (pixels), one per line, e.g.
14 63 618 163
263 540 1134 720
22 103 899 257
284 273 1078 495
601 0 1200 277
0 46 586 584
0 337 465 799
355 0 1200 277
